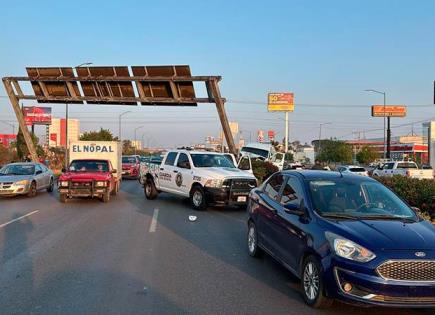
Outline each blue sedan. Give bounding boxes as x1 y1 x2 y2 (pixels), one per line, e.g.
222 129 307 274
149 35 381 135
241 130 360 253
247 170 435 308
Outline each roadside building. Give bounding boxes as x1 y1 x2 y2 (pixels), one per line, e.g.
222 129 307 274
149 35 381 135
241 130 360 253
130 140 142 150
294 146 315 164
345 135 428 164
0 134 17 147
49 118 80 148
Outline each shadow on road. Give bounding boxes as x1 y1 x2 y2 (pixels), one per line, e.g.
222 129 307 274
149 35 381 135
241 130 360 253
120 181 430 315
1 213 34 313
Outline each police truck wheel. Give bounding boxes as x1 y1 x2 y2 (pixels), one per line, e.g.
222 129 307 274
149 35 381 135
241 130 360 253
59 193 67 203
190 186 207 210
144 178 158 200
102 191 110 203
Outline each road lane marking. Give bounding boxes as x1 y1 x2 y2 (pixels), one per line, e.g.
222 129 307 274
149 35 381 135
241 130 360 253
149 208 159 233
0 210 39 228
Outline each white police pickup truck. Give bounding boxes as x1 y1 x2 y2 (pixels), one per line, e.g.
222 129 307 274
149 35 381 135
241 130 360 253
143 150 257 210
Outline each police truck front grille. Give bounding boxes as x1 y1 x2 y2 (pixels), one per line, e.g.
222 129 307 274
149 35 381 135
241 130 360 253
377 260 435 281
231 179 257 189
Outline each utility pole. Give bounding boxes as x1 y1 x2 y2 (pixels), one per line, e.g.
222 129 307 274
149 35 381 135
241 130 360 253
118 111 131 151
365 89 387 159
284 112 289 153
65 102 69 168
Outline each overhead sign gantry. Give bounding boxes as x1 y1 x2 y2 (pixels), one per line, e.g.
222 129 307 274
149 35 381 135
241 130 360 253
2 65 236 161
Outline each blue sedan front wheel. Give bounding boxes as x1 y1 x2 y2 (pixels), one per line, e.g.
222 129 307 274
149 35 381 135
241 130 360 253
301 256 333 308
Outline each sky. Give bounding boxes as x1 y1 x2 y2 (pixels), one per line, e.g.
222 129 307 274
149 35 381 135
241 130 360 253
1 0 435 148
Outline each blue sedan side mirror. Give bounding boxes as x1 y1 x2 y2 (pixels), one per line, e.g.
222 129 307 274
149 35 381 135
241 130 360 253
283 203 306 216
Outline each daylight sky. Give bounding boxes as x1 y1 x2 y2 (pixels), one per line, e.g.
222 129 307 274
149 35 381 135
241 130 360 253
1 0 434 148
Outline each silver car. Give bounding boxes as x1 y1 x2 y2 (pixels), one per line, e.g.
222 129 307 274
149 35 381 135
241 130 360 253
0 162 54 197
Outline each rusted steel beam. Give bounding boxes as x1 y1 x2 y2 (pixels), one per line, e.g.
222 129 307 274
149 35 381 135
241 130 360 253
4 75 222 82
16 95 224 104
2 78 38 161
11 80 24 97
208 79 237 155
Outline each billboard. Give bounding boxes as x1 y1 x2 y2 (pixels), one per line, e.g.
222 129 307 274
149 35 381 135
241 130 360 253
23 106 52 125
268 93 294 112
371 105 406 117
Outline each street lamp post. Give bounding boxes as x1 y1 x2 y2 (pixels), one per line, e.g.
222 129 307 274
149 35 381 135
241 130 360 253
134 125 144 154
65 62 93 168
118 111 132 150
365 89 388 159
318 122 331 156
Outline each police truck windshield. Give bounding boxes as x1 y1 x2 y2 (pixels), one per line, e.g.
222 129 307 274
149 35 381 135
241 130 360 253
190 154 235 168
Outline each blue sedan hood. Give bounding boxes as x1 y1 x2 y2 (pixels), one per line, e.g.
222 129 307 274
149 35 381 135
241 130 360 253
321 219 435 250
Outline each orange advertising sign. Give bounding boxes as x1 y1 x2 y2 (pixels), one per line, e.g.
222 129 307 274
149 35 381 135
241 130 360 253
268 93 294 112
371 105 406 117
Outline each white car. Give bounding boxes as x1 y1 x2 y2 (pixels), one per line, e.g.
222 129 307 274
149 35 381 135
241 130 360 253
372 161 433 179
143 150 257 210
337 165 368 176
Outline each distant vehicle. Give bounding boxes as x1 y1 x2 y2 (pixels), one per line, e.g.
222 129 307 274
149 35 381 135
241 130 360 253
122 155 140 179
0 162 54 197
372 161 433 179
247 170 435 308
143 150 257 210
240 142 276 160
140 156 150 163
240 143 287 170
336 165 369 176
58 141 122 203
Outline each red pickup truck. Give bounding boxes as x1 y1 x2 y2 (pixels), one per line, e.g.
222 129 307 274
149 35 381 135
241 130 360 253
58 159 119 203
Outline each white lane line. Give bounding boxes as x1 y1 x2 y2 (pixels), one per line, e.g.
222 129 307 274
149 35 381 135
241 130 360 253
149 208 159 233
0 210 39 228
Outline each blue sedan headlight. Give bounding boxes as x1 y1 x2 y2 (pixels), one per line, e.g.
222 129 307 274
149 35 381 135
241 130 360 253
325 232 376 263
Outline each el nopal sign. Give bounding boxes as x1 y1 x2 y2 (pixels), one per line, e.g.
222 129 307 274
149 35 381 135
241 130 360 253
267 93 294 112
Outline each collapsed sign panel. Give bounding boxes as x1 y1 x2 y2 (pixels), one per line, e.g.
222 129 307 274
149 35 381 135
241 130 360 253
76 66 136 105
26 67 82 104
131 65 197 106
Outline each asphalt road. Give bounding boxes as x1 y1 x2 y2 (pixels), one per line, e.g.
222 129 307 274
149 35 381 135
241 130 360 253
0 180 433 315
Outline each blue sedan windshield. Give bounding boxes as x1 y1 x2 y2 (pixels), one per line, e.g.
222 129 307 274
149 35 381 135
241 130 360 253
309 179 417 220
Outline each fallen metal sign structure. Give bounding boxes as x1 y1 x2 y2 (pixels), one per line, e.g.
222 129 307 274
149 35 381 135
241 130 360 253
2 65 236 161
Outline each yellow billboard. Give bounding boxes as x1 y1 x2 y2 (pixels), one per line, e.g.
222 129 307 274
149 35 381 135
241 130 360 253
268 93 294 112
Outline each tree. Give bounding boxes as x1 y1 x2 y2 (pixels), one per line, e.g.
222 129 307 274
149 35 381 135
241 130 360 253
80 128 118 141
284 152 294 162
316 139 352 164
16 128 43 160
356 145 378 165
122 140 135 154
0 144 18 166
